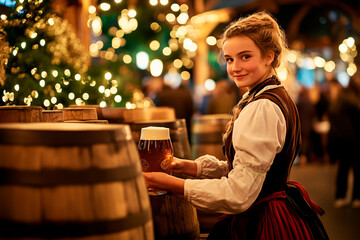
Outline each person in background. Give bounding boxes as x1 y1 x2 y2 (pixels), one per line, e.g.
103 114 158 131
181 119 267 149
143 11 328 239
327 74 360 208
206 79 238 115
296 85 316 164
155 78 195 143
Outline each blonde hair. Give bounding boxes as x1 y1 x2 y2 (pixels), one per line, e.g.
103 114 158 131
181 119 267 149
222 11 288 143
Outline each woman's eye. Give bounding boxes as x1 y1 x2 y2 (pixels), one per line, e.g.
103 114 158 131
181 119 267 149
225 58 233 63
242 55 250 60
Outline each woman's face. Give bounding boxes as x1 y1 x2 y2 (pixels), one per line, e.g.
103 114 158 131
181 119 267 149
222 36 274 90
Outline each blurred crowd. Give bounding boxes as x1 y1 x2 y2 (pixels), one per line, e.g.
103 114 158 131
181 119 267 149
294 72 360 208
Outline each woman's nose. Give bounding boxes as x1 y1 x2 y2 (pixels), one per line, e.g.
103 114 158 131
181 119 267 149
232 60 242 72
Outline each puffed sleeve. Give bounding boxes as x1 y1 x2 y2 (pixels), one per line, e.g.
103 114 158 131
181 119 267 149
184 99 286 214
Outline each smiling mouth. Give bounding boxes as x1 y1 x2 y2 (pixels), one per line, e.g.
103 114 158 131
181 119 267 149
234 74 247 79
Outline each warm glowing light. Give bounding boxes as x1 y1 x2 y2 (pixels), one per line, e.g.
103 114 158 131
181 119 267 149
52 70 58 77
51 97 57 104
345 37 355 48
64 69 71 77
314 56 326 68
324 61 336 72
44 99 50 107
115 95 122 102
136 51 149 70
149 40 160 51
177 12 189 24
339 43 347 53
162 47 171 56
48 18 54 25
160 0 168 5
39 80 45 87
14 84 19 91
30 32 37 38
166 13 176 23
100 101 106 108
21 42 26 49
128 9 137 18
150 22 161 32
100 3 111 11
150 59 163 77
287 51 297 63
105 72 112 80
74 74 80 81
68 92 75 100
181 71 190 80
149 0 158 6
173 59 183 68
99 86 105 93
40 39 45 46
112 37 121 49
206 36 217 46
88 5 96 14
204 79 216 91
110 86 117 94
92 17 102 36
171 3 180 11
123 54 132 64
82 93 89 100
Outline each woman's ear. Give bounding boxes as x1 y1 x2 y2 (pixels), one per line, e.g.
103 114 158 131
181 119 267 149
265 51 275 66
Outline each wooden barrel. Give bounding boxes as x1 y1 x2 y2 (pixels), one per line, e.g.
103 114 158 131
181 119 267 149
129 119 199 240
191 114 231 160
62 108 98 121
69 105 104 119
191 114 232 233
0 105 43 122
0 123 154 240
102 107 176 124
42 110 64 122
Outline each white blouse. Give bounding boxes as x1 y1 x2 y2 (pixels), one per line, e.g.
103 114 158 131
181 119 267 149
184 85 287 214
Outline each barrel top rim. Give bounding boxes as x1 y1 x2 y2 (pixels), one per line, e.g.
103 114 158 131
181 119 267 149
0 122 129 132
0 105 43 110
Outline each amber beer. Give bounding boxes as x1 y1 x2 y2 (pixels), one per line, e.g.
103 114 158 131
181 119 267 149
138 126 174 195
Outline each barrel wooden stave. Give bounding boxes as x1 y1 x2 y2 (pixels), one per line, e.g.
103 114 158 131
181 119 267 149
62 108 98 121
0 106 43 122
191 114 231 160
0 123 153 240
42 110 64 122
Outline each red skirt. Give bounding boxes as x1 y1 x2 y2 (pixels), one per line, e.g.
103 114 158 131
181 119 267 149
207 182 327 240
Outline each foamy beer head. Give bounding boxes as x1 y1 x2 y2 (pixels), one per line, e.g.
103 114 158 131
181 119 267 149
140 126 170 140
138 126 173 174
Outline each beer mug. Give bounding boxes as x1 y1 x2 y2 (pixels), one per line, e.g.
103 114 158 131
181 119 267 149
138 126 174 195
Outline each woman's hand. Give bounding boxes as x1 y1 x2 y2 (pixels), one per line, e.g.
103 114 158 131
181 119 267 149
171 157 197 177
143 172 185 195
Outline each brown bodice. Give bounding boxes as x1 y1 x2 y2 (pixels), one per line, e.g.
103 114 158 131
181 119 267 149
223 81 301 199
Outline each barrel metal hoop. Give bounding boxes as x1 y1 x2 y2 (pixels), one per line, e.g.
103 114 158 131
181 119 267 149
0 165 140 186
0 208 152 238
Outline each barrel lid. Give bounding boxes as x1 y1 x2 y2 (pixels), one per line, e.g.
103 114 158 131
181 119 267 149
0 122 132 145
0 105 43 111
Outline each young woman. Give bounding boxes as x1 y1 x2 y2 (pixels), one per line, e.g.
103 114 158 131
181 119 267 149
143 11 328 239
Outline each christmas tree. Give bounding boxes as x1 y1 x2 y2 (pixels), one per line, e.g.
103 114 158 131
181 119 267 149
87 0 195 108
0 0 91 109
